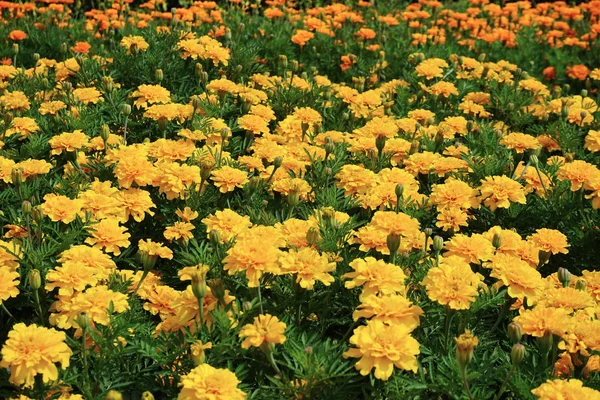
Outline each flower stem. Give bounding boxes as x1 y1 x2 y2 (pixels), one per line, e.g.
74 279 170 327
33 289 45 325
461 367 474 400
1 303 14 319
494 365 516 400
257 281 264 314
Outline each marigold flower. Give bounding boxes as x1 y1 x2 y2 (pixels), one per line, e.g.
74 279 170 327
566 64 590 80
455 330 478 369
343 320 420 380
164 222 195 243
478 176 527 211
527 228 569 255
120 35 149 54
84 218 131 256
423 256 484 310
444 233 494 264
513 306 572 338
500 132 540 153
73 87 103 105
557 160 600 192
278 247 336 290
40 194 84 224
489 254 547 304
239 313 286 350
49 130 90 156
353 294 423 330
131 84 172 109
211 166 249 193
0 323 72 388
0 266 19 305
201 209 252 243
178 364 246 400
71 41 91 53
45 261 99 297
342 257 406 298
291 29 314 46
531 379 600 400
223 236 282 287
139 239 173 260
8 30 27 41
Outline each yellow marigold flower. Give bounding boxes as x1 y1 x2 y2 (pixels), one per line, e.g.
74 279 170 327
5 117 40 139
558 319 600 357
131 84 171 109
40 194 84 224
39 100 67 115
223 237 282 287
72 87 103 105
178 364 246 400
271 177 313 201
206 78 238 95
113 156 156 189
120 35 149 54
0 240 22 271
164 222 195 243
585 130 600 152
48 130 90 156
239 313 286 350
500 132 540 153
0 265 19 305
444 233 494 264
527 228 569 255
489 254 547 304
0 90 30 111
49 286 130 334
539 287 595 312
85 218 131 256
582 270 600 301
353 294 423 330
343 319 420 380
514 162 552 197
117 188 156 222
152 161 201 200
427 81 458 97
176 207 198 222
144 103 191 122
342 257 406 298
238 114 270 135
531 379 600 400
45 261 98 297
423 255 484 310
0 323 72 388
404 151 444 176
147 138 195 162
478 175 527 211
139 239 173 260
430 178 480 211
557 160 600 192
201 209 252 243
278 247 336 290
58 245 116 273
190 340 212 365
436 207 470 232
211 166 249 193
513 306 572 338
415 58 448 80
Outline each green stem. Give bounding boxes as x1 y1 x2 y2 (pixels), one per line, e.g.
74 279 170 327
268 350 282 375
461 367 474 400
1 303 14 319
33 289 44 325
491 295 514 333
494 365 516 400
197 295 204 330
257 281 264 314
132 269 150 297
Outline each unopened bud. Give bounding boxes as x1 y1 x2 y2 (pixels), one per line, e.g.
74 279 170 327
375 135 386 153
536 330 553 354
575 279 587 291
492 233 502 249
155 68 163 82
273 156 283 169
511 343 525 366
306 226 319 246
209 229 221 246
157 117 168 132
121 103 131 116
191 270 207 300
61 81 72 92
386 233 401 255
395 184 404 199
100 124 110 143
242 301 252 312
529 154 539 166
60 43 68 54
11 168 23 186
32 205 44 223
290 60 299 72
581 89 588 98
557 267 572 288
200 161 213 181
33 53 40 62
424 228 433 237
208 278 225 306
12 43 19 55
76 311 91 331
324 141 335 156
433 236 444 252
507 322 522 344
22 200 32 216
29 269 41 290
538 250 551 267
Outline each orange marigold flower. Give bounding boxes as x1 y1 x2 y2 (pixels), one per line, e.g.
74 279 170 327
557 160 600 192
566 64 590 80
164 222 195 243
8 30 27 41
0 266 19 305
444 233 494 264
201 209 252 243
513 306 572 338
278 247 336 290
527 228 569 255
500 132 540 153
223 237 282 287
131 84 171 109
48 130 90 156
178 364 246 400
120 35 149 54
40 194 84 224
70 41 91 53
531 379 600 399
139 239 173 260
291 29 314 46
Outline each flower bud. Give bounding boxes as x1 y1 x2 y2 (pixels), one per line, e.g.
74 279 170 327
375 135 386 153
200 71 208 84
208 278 225 306
191 269 207 300
139 250 157 272
100 124 111 143
121 103 132 116
155 68 164 82
511 343 525 366
507 322 522 344
557 267 572 288
60 43 68 54
536 330 553 354
492 233 502 250
76 311 91 331
32 205 44 224
478 53 486 63
242 301 252 312
321 207 335 222
367 148 377 162
455 330 478 371
433 236 444 252
22 200 32 216
409 141 419 155
529 154 539 167
209 229 221 246
290 60 299 72
273 156 283 169
200 160 214 181
324 167 332 176
11 168 23 187
575 279 587 291
61 81 72 92
248 176 261 192
32 53 40 62
581 89 588 98
424 228 433 237
29 269 42 290
324 141 335 156
4 111 14 126
157 117 168 133
306 226 319 246
141 392 155 400
538 250 551 267
12 43 19 55
386 233 401 256
287 190 300 207
395 184 404 199
105 390 123 400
